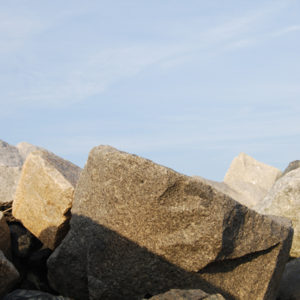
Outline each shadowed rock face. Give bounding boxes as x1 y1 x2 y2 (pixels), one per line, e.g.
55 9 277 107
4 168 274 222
223 152 282 208
12 150 81 250
0 212 11 258
277 258 300 300
0 250 20 298
255 167 300 257
47 146 292 300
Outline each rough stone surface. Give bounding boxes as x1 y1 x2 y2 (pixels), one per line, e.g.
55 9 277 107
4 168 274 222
277 258 300 300
48 146 292 300
0 165 22 205
145 289 225 300
255 168 300 257
0 211 11 258
282 160 300 177
0 140 23 167
2 289 71 300
16 141 43 161
0 250 20 298
12 150 81 250
224 152 282 208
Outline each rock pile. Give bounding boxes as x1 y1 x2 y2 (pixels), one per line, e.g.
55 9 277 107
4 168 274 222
0 139 299 300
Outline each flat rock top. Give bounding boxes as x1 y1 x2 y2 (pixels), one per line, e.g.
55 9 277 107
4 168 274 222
0 140 23 167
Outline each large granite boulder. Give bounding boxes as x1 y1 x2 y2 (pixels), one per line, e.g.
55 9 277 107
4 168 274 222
12 150 81 250
224 152 282 208
0 211 11 258
0 250 19 298
255 168 300 257
48 146 292 300
145 289 225 300
0 140 23 205
277 258 300 300
282 160 300 177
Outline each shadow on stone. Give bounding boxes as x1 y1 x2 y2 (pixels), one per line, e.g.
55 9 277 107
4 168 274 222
46 214 284 300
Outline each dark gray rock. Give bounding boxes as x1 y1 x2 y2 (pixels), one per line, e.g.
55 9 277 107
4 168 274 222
2 289 71 300
9 223 41 258
0 250 20 298
277 258 300 300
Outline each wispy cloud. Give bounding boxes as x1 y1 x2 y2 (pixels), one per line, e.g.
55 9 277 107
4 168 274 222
0 0 298 111
271 25 300 37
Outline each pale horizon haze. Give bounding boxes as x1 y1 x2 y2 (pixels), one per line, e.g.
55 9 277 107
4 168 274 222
1 0 299 181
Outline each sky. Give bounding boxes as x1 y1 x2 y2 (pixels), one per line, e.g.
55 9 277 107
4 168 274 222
0 0 299 181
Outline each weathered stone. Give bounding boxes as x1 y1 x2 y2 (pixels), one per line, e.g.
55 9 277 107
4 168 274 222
0 165 22 205
0 140 23 167
282 160 300 177
2 289 71 300
16 141 43 161
255 168 300 257
47 146 292 300
224 152 282 208
277 258 300 300
0 211 11 258
0 250 19 298
145 289 225 300
12 150 81 250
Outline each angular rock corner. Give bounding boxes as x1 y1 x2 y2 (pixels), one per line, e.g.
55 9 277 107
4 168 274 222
255 167 300 257
12 150 82 250
223 152 282 208
47 145 292 300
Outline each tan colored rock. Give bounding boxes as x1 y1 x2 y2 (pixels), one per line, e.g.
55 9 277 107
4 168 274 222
16 141 43 161
0 212 11 258
145 289 225 300
255 168 300 257
48 145 292 300
224 152 282 208
0 250 19 298
12 150 81 249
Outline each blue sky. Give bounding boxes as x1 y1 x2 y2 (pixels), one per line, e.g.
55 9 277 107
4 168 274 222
1 0 299 180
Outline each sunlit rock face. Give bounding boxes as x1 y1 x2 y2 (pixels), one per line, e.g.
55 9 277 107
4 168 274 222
12 150 81 250
48 145 292 300
255 167 300 257
223 152 282 208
